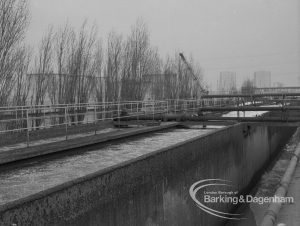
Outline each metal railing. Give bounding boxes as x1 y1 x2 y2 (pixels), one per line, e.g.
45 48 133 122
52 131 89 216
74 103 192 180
0 98 236 147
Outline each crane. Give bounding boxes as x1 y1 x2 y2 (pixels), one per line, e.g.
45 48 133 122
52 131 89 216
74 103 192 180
179 53 198 81
179 53 208 94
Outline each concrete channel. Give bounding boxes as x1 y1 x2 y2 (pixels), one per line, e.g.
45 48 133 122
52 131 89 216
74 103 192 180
0 122 179 165
0 118 296 226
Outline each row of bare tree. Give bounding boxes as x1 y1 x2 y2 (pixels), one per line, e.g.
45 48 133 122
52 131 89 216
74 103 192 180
0 0 30 107
0 0 205 110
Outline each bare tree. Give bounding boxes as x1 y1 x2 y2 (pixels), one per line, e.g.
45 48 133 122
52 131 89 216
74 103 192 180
26 17 205 120
94 40 104 103
61 22 98 122
0 0 29 106
49 23 74 105
121 19 161 101
32 27 53 106
141 48 163 100
241 78 255 94
63 22 97 104
105 31 123 102
31 28 54 127
33 22 101 123
92 41 106 119
11 46 31 129
12 46 31 106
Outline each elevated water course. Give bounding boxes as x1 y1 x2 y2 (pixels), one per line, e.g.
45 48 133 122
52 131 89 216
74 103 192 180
0 123 296 226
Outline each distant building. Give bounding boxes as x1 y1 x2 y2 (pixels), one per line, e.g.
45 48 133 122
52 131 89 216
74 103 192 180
273 82 284 88
143 73 178 100
27 73 101 105
217 71 237 94
143 74 164 100
253 71 271 88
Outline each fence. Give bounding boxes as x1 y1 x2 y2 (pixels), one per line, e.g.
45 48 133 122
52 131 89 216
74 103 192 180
0 98 235 147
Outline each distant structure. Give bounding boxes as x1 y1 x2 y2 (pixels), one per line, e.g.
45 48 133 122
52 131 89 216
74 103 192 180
273 82 284 88
217 71 237 94
253 71 271 88
143 73 177 100
143 74 164 100
26 73 101 105
254 86 300 94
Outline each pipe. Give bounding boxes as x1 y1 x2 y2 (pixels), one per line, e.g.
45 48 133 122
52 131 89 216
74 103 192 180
122 115 300 122
198 106 300 112
260 142 300 226
202 93 300 98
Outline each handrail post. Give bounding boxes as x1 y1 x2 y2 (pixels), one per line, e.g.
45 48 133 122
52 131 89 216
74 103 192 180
102 102 105 120
43 106 46 128
26 109 29 147
65 107 68 140
94 105 97 135
15 108 18 130
166 100 168 114
21 106 24 128
152 101 155 121
117 101 120 125
137 102 139 124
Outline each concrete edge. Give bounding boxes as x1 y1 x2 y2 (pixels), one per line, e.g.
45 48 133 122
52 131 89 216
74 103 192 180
260 133 300 226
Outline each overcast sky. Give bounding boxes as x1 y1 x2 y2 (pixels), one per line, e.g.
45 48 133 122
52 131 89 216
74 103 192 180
28 0 300 89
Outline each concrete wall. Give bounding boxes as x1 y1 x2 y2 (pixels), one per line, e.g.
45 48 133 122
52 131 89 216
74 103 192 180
0 123 296 226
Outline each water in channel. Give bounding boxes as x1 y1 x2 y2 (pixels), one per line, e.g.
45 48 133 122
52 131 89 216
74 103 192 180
226 128 300 226
0 126 220 206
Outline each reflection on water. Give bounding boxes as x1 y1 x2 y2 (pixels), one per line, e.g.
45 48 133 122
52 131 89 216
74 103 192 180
223 111 268 117
0 127 219 206
226 128 300 226
223 104 281 118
